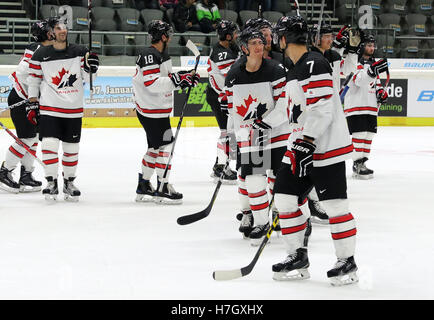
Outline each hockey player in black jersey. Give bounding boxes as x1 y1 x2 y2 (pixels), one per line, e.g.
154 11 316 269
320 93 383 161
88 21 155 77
0 19 55 194
344 34 389 179
27 18 99 202
272 15 358 286
206 20 239 184
133 20 200 204
223 27 288 246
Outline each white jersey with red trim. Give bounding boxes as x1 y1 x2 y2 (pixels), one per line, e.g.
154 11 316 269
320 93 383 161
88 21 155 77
322 47 357 93
27 43 92 118
343 56 382 117
282 51 353 167
9 42 42 100
207 43 239 95
224 58 289 154
132 46 176 118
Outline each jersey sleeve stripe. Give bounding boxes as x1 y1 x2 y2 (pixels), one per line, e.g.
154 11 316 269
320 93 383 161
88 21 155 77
306 94 332 105
217 61 235 70
312 144 353 160
143 68 160 76
144 78 158 87
40 105 84 114
302 79 333 92
29 73 43 78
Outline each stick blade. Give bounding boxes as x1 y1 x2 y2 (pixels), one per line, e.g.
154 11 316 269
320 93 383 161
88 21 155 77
213 269 243 281
186 39 200 57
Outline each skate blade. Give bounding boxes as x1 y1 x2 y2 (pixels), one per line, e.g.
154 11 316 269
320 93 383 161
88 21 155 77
311 216 329 225
154 197 183 205
19 185 42 193
135 194 154 202
44 194 58 202
212 177 237 185
250 236 266 247
64 194 79 202
352 173 373 180
273 269 310 281
0 183 19 194
329 271 359 286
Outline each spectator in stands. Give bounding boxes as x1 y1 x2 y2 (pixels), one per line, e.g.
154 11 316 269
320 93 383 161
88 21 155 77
160 0 179 9
237 0 252 12
173 0 201 33
196 0 221 33
135 0 160 10
262 0 276 11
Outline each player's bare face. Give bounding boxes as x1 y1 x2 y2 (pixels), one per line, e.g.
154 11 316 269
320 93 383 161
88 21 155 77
364 43 375 56
261 28 272 52
247 39 264 58
320 33 333 50
54 23 67 43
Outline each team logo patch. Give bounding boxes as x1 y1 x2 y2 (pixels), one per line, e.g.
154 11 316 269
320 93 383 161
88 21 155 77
236 94 267 121
52 68 77 89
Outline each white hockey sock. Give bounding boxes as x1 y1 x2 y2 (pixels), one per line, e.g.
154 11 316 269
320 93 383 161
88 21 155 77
352 132 370 161
141 148 158 180
308 187 319 201
21 137 39 171
246 174 269 226
216 129 229 165
62 142 79 179
237 169 250 212
4 137 37 171
321 199 357 259
42 137 60 178
275 193 307 254
363 132 375 159
155 144 171 183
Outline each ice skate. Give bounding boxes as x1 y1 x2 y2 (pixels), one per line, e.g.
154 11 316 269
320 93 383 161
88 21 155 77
352 159 373 180
272 248 310 281
327 256 358 286
135 173 155 202
42 177 58 201
19 166 42 193
238 210 253 239
0 162 19 194
249 222 270 246
303 218 312 247
154 180 183 205
210 163 237 185
308 199 329 225
63 177 80 202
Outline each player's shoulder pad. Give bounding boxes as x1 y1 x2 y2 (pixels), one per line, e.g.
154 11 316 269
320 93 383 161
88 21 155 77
302 51 333 76
225 62 240 87
27 42 41 52
266 58 287 80
324 49 341 63
30 44 51 61
137 47 162 66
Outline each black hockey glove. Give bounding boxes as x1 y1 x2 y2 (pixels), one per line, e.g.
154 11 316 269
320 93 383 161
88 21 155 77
84 52 99 73
289 139 316 178
367 58 388 78
219 92 229 114
333 25 349 49
251 118 271 130
376 88 388 104
169 70 195 89
25 100 40 126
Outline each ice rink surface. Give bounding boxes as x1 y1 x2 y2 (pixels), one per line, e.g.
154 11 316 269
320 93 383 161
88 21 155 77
0 125 433 300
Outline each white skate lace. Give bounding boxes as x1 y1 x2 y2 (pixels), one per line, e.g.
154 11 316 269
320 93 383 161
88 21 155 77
282 252 298 264
167 183 177 194
240 213 252 227
334 258 347 269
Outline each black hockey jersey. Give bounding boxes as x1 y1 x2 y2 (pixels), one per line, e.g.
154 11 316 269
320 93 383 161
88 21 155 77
225 58 289 153
28 43 92 119
283 51 353 167
207 43 239 94
10 42 42 100
132 46 175 118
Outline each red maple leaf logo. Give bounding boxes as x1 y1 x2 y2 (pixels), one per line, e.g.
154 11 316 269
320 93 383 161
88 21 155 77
52 68 69 86
236 94 257 117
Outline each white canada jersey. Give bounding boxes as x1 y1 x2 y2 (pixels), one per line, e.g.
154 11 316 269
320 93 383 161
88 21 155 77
9 42 42 100
343 57 383 117
283 51 353 167
28 43 92 118
133 46 176 118
224 58 289 154
207 43 239 94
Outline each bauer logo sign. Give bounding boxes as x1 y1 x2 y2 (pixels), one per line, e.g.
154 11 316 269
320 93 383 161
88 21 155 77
378 79 408 117
173 78 214 117
407 79 434 117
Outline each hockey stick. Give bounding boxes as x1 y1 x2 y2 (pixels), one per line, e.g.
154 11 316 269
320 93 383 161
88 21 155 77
339 72 354 103
87 0 93 98
315 0 326 46
177 159 231 225
293 0 300 16
0 99 28 115
157 40 201 193
213 202 278 281
0 120 44 167
258 2 262 18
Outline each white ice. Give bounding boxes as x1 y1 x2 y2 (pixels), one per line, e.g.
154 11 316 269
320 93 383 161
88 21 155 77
0 125 433 299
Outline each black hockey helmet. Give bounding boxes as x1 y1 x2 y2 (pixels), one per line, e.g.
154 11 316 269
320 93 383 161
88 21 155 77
238 27 266 50
309 22 333 45
358 32 376 55
273 15 308 46
216 20 239 41
244 17 272 31
148 20 173 43
30 19 51 42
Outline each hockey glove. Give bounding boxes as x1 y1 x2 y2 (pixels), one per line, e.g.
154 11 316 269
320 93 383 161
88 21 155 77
84 52 99 73
289 139 316 178
219 92 229 114
347 29 361 54
251 118 272 130
169 70 194 89
333 25 349 49
25 100 40 126
376 88 388 104
367 58 388 78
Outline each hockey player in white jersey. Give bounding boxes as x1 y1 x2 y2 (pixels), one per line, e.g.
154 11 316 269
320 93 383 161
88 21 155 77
223 27 288 246
206 20 239 184
344 34 388 179
133 20 199 204
0 19 54 194
27 18 99 202
272 15 358 286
